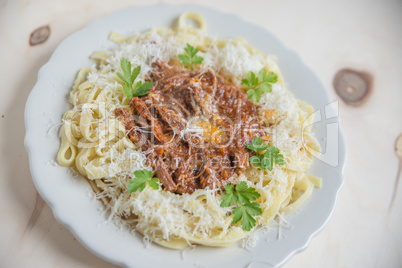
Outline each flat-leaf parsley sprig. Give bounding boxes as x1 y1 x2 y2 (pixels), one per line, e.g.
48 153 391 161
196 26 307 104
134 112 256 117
242 68 278 102
127 169 160 193
247 137 285 171
117 58 154 99
178 43 203 70
220 182 262 231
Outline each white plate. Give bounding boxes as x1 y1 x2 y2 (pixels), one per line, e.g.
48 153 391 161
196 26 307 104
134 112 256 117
24 4 346 268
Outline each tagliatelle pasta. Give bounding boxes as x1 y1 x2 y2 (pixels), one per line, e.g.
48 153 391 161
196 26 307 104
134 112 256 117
57 13 321 249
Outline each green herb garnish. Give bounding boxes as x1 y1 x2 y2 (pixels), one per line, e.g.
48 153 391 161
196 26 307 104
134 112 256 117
178 43 203 70
247 137 285 171
117 58 154 99
242 68 278 102
127 169 160 193
220 182 262 231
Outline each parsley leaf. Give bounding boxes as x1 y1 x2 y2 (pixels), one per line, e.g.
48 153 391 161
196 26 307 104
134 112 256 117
232 202 262 231
178 43 204 70
263 145 286 170
148 177 160 190
122 84 134 99
127 169 160 193
134 80 155 97
235 182 261 204
220 184 238 207
246 137 268 153
117 58 154 99
242 68 278 102
246 137 285 171
220 181 262 231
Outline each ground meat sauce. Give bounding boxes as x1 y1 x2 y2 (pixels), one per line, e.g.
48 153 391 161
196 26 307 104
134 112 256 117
115 62 266 194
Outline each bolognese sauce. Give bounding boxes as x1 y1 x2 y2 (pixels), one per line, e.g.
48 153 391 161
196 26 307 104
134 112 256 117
115 61 266 194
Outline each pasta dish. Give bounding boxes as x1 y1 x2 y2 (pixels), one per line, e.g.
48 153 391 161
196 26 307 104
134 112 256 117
57 12 321 249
